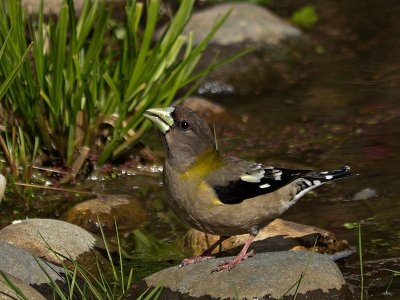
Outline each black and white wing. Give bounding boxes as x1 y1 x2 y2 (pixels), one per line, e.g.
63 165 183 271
205 156 353 205
205 156 311 204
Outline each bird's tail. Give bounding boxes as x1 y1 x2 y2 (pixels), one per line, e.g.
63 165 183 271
303 165 354 184
292 166 355 202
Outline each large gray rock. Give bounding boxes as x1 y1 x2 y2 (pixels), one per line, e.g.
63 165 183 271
131 252 353 299
0 241 66 299
186 3 302 46
0 219 107 271
181 3 311 95
0 272 46 300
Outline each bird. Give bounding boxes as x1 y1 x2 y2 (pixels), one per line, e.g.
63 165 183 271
144 105 354 272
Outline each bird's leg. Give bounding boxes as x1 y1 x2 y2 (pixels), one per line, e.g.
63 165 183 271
212 233 256 272
179 235 229 268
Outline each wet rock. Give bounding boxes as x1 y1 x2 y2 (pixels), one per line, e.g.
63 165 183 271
131 251 354 300
352 187 378 201
184 97 238 126
0 241 67 299
22 0 85 14
184 218 351 259
180 3 310 95
0 273 46 300
0 219 106 271
21 0 125 15
64 195 148 234
0 174 5 201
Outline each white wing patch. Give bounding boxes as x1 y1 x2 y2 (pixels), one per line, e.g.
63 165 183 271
240 165 283 184
240 169 265 183
259 183 271 188
250 163 263 171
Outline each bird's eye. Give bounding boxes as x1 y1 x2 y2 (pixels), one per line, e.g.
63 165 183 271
179 120 190 131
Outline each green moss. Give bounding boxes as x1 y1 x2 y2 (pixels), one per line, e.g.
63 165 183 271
291 5 319 29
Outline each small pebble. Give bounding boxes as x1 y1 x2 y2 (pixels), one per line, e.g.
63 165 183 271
0 174 6 201
353 187 378 201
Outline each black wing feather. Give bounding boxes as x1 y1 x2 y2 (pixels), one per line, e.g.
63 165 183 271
214 168 311 205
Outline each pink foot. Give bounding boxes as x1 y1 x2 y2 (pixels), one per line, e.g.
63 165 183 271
212 250 255 272
178 255 215 268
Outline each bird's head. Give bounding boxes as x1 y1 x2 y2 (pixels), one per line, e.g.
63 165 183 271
144 105 216 169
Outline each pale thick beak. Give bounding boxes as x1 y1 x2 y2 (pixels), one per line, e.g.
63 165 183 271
144 107 175 134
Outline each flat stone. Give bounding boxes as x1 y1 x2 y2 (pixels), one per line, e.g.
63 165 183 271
183 218 352 260
131 251 353 299
0 273 46 300
64 195 148 234
0 241 66 299
0 219 106 269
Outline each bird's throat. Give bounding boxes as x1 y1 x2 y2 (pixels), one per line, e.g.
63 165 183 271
179 148 223 178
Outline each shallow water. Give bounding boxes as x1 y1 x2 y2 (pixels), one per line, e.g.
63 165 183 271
213 33 400 298
95 34 400 297
119 6 400 296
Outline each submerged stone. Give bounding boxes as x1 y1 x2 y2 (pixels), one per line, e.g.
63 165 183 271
64 195 148 234
352 187 378 201
131 251 354 299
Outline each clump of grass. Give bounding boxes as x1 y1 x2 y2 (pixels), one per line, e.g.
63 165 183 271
0 29 37 199
0 0 239 183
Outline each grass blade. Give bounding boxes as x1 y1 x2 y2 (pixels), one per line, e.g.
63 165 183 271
0 42 33 100
359 224 364 300
0 271 29 300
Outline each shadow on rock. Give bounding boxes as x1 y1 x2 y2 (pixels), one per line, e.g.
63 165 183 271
183 218 353 260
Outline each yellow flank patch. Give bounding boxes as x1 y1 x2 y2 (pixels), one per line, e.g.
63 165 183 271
180 148 223 179
197 179 223 205
211 198 223 205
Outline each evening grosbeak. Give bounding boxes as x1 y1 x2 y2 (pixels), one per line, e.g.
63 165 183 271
144 105 353 272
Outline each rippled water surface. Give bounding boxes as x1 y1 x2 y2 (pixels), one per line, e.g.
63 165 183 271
125 5 400 296
112 28 400 297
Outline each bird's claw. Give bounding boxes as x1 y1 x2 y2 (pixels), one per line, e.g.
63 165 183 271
178 255 214 268
212 250 255 272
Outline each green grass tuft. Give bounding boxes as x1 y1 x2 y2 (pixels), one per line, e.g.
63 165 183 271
0 0 239 183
